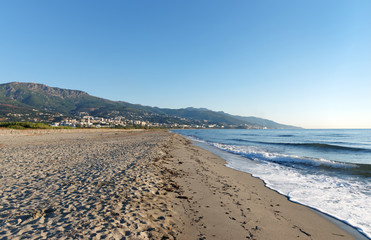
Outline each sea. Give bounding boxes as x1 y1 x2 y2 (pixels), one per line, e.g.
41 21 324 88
172 129 371 239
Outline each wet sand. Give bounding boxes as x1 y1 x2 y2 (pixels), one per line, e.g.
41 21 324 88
0 129 356 239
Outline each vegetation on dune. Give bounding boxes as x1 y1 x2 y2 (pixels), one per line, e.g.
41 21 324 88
0 122 71 129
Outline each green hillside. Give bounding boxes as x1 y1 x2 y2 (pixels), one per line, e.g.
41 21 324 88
0 82 300 129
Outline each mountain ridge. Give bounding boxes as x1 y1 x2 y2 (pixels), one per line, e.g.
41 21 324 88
0 82 301 129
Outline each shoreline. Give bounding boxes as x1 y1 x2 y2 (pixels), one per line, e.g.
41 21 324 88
189 140 369 240
167 133 361 240
0 129 364 239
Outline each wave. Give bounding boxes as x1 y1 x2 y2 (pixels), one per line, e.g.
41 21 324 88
213 143 359 170
184 135 207 143
284 143 371 152
227 139 371 153
178 131 371 176
277 134 296 137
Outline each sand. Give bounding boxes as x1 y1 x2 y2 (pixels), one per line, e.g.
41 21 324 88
0 129 357 239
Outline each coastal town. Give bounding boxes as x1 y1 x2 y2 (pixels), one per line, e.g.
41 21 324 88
49 111 269 129
52 114 228 129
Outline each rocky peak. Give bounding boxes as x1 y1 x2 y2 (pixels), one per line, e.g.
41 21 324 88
1 82 88 99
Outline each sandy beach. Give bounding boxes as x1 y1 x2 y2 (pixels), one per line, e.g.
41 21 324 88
0 129 357 239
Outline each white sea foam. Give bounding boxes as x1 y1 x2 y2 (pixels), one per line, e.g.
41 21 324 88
185 135 207 143
213 143 371 238
213 143 357 169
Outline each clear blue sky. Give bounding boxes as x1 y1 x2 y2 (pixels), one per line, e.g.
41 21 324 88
1 0 370 128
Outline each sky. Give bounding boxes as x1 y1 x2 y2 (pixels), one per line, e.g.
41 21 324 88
0 0 371 129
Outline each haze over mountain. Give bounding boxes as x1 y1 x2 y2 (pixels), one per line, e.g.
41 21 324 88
0 82 300 129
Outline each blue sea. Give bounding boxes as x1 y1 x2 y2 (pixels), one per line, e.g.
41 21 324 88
173 129 371 239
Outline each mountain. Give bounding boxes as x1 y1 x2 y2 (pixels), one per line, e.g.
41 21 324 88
0 82 300 129
0 82 137 114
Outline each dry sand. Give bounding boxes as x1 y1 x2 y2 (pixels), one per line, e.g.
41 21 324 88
0 129 356 239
